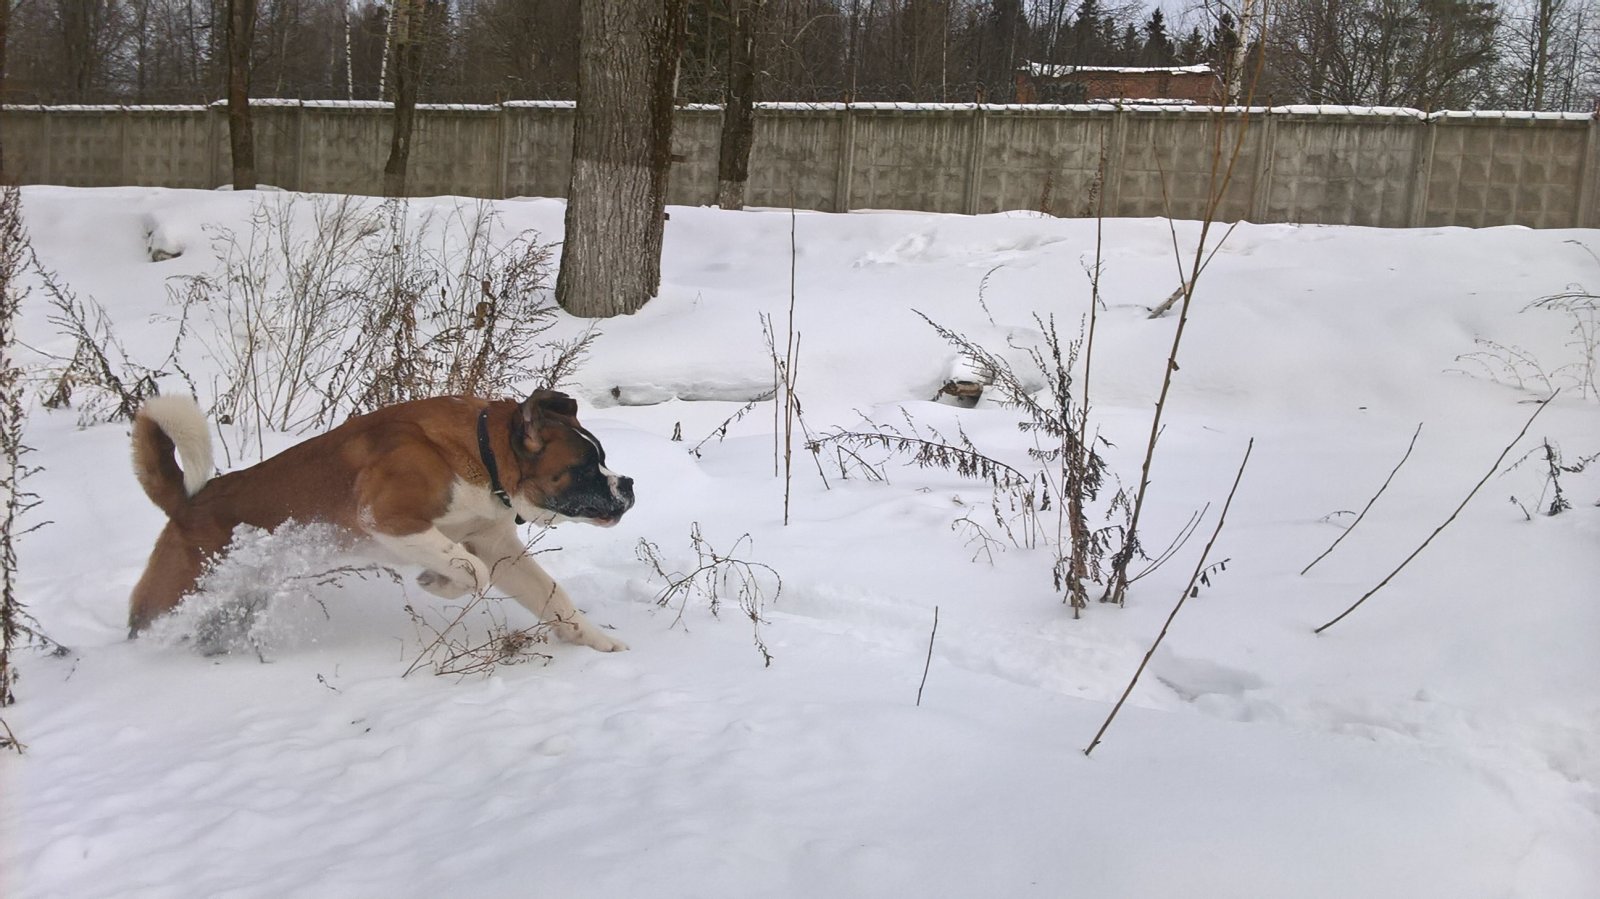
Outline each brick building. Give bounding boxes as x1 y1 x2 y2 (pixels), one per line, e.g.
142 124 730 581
1014 63 1224 104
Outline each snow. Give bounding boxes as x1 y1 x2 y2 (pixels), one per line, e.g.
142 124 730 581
1023 62 1218 77
3 186 1599 898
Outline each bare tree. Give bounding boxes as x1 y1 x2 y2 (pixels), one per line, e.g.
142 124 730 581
555 0 686 318
1496 0 1598 110
717 0 763 209
1265 0 1500 107
382 0 433 196
226 0 257 189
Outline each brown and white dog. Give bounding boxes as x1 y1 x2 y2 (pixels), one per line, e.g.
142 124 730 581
128 390 633 652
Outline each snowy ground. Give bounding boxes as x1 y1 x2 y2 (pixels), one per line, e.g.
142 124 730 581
3 186 1598 898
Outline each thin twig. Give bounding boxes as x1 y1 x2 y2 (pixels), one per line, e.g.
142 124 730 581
1314 395 1556 635
1300 422 1423 576
1085 438 1254 757
1128 504 1208 585
916 605 940 707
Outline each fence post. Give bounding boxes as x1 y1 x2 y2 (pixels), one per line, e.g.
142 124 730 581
293 102 308 192
1577 115 1599 229
964 105 985 215
1249 108 1275 222
1103 107 1129 215
834 105 855 213
206 102 222 189
119 106 131 186
496 103 510 199
1407 114 1437 228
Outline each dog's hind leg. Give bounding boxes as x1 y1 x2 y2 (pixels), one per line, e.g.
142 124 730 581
127 522 207 636
466 524 627 653
415 569 470 599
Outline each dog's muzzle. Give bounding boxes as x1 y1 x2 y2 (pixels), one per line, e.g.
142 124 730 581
549 473 634 526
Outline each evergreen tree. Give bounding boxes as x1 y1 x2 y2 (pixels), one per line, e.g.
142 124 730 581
1097 17 1120 64
1177 26 1205 65
1067 0 1104 64
1206 10 1242 85
1140 9 1175 66
1119 24 1140 63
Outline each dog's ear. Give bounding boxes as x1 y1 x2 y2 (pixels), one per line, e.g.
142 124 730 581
522 389 578 420
515 390 577 456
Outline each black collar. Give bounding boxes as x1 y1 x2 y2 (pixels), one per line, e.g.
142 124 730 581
476 408 525 525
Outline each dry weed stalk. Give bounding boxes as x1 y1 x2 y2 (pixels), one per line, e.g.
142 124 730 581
401 533 565 677
1100 55 1266 608
175 196 586 457
37 264 167 425
636 523 781 667
1507 437 1599 517
687 389 778 458
404 587 555 678
914 312 1122 612
1 185 66 753
774 199 803 524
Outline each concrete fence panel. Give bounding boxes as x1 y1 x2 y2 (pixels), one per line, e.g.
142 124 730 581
43 110 129 188
977 109 1116 217
1262 112 1424 228
849 109 974 213
667 108 722 207
406 109 501 198
297 106 388 196
746 108 844 211
1113 110 1261 222
1424 116 1591 229
503 105 574 200
123 110 212 189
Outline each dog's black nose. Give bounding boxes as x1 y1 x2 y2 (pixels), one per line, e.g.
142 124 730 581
618 476 635 500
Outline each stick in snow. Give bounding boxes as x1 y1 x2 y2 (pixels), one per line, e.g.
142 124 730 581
1300 421 1423 576
1314 393 1557 635
916 605 939 707
1084 438 1254 757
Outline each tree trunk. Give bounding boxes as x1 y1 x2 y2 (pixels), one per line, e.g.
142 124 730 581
1534 0 1557 109
343 1 354 100
716 0 760 210
226 0 257 190
556 0 686 318
0 0 9 179
382 0 426 197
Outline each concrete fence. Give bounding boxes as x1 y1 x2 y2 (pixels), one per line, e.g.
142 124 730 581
3 100 1597 229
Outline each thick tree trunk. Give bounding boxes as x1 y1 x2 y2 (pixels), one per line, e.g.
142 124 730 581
382 0 426 197
556 0 686 318
715 0 760 210
226 0 257 190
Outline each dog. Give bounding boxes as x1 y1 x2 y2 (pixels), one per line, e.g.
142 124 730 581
127 389 633 652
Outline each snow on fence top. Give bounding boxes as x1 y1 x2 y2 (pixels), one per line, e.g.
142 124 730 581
1023 62 1216 77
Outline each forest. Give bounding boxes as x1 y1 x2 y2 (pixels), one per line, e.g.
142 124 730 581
0 0 1593 112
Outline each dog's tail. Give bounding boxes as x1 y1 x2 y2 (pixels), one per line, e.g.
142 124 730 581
132 395 214 518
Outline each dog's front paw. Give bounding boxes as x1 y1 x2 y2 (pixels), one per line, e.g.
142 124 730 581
568 626 628 653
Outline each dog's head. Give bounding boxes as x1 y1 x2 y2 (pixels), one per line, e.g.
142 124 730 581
511 389 635 526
